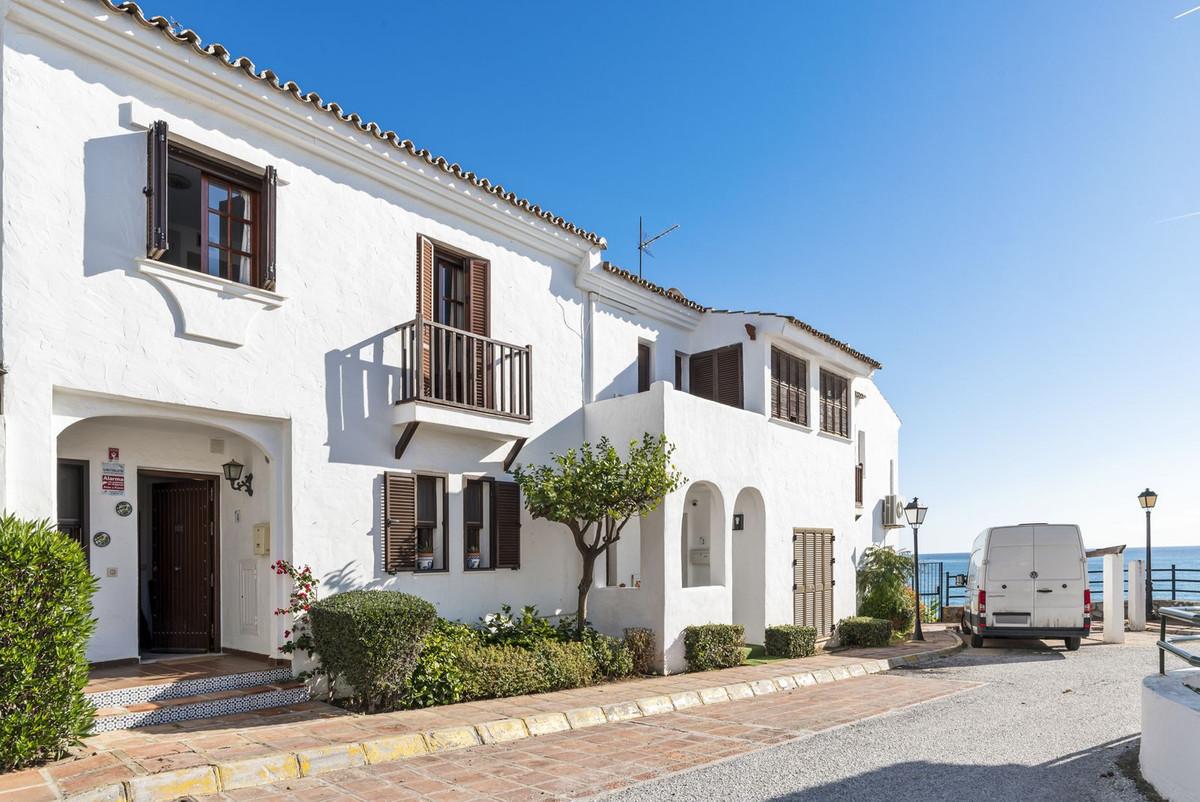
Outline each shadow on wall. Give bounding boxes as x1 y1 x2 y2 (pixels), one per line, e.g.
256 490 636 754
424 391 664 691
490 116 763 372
324 329 406 466
765 736 1140 801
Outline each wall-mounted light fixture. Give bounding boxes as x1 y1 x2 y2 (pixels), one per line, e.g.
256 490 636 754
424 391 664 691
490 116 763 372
732 513 744 531
222 459 254 496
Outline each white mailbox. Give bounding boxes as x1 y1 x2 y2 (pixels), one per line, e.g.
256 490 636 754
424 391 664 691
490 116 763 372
253 522 270 556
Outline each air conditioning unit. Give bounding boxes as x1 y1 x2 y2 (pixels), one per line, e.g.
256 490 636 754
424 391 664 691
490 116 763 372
882 494 905 529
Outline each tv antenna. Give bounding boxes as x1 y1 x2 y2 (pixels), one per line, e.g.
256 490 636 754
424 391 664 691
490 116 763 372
638 216 680 278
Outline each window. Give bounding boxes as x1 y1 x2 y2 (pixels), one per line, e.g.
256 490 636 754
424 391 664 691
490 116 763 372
674 352 686 390
770 347 808 425
819 369 849 437
435 251 468 330
147 120 276 288
417 236 489 335
464 478 493 570
56 460 89 562
637 343 652 393
415 475 445 571
688 344 743 408
382 472 446 572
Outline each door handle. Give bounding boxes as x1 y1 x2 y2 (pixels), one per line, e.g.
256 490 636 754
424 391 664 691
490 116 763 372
1037 588 1053 593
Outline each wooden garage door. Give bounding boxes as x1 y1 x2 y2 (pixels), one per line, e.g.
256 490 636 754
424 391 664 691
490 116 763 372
793 529 834 637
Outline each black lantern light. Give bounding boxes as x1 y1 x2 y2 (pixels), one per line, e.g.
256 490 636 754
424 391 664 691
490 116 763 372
222 459 254 496
1139 488 1158 618
904 497 928 642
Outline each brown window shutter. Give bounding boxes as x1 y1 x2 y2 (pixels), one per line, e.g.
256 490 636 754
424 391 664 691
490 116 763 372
383 472 417 572
770 349 781 419
493 480 522 569
675 353 684 389
146 120 169 260
260 165 278 290
417 236 435 394
467 258 490 407
637 343 651 393
715 344 743 408
689 352 715 400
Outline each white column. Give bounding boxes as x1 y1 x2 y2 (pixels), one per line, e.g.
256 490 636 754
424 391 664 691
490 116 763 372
1103 553 1125 643
1128 560 1146 631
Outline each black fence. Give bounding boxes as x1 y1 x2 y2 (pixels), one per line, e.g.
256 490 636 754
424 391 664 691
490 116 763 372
1087 565 1200 602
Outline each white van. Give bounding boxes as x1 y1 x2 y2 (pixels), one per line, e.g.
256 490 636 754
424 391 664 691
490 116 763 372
961 524 1092 651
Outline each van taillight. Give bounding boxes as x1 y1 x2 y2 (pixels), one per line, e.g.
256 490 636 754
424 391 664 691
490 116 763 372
978 590 987 616
1084 588 1091 615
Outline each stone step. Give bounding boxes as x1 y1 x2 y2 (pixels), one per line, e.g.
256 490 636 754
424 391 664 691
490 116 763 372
91 681 309 732
85 666 293 709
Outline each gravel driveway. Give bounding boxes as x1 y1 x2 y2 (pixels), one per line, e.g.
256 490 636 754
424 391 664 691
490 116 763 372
609 634 1157 802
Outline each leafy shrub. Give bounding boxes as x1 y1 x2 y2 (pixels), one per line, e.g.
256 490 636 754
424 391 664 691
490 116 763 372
764 625 817 658
624 627 656 674
857 546 915 633
478 604 557 649
401 620 478 709
460 643 547 700
533 640 596 690
683 624 745 671
583 631 634 680
836 616 893 648
309 590 438 712
0 516 98 771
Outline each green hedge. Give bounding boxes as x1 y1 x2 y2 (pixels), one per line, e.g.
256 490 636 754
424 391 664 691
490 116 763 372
0 516 98 771
624 627 656 675
764 625 817 658
401 619 478 709
460 643 547 700
309 590 438 712
837 617 892 648
683 624 745 671
534 640 596 691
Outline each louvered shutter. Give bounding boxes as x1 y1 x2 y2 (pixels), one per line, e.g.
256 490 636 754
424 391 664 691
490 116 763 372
261 165 278 290
770 349 781 419
794 529 835 637
493 480 522 569
715 344 743 408
383 472 417 572
417 237 435 395
468 258 490 407
146 120 169 260
689 351 715 400
637 343 651 393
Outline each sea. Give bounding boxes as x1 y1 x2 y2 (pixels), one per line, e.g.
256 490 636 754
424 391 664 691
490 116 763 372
922 545 1200 602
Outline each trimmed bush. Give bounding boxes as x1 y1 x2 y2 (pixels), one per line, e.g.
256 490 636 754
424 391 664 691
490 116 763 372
309 590 438 712
534 639 596 690
583 631 634 680
764 625 817 658
0 516 98 771
460 643 547 700
683 624 745 671
401 619 478 709
624 627 656 675
836 616 892 648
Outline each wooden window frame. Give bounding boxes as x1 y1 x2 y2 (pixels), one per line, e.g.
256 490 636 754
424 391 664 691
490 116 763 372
819 368 850 438
414 473 450 574
463 477 496 572
434 249 469 331
674 352 686 391
770 346 809 426
637 342 652 393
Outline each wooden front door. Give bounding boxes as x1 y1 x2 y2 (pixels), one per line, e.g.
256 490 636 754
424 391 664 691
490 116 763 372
149 480 215 652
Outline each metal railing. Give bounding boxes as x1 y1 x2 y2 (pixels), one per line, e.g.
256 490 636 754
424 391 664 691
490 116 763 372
396 317 532 420
1157 606 1200 674
1087 564 1200 602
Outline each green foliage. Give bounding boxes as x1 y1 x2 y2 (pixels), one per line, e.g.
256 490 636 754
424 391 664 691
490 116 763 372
308 590 438 712
836 616 893 648
582 631 634 680
514 435 686 633
401 620 478 709
0 516 98 771
624 627 656 675
477 604 557 649
460 643 547 700
764 625 817 659
533 640 596 690
857 546 916 633
683 624 745 672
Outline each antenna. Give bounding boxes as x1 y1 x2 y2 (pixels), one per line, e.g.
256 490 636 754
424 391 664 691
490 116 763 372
638 216 680 278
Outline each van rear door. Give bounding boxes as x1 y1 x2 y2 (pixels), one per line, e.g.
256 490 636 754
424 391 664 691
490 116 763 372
1033 525 1085 629
985 526 1036 629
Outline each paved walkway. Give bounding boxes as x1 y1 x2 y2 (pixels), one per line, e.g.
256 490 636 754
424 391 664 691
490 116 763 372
4 628 959 801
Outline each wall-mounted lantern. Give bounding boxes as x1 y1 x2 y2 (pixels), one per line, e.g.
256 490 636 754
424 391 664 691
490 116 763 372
222 459 254 496
732 513 744 531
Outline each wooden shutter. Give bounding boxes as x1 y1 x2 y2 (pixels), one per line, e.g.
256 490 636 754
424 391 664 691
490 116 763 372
146 120 169 260
493 480 522 569
417 236 435 394
637 343 651 393
468 258 490 407
715 344 743 408
383 472 417 572
820 370 849 437
771 347 807 425
689 351 715 400
260 165 278 290
793 529 834 637
675 353 684 389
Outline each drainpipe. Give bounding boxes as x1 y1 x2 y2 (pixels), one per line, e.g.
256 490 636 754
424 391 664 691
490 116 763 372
584 291 597 404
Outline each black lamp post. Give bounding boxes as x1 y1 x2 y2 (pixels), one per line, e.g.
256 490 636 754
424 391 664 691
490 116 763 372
1139 488 1158 617
904 497 928 642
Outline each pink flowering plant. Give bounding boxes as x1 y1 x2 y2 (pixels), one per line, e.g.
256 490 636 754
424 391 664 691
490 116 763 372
273 559 318 664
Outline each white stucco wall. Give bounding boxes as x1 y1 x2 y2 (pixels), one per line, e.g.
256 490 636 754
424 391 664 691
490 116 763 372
1141 671 1200 802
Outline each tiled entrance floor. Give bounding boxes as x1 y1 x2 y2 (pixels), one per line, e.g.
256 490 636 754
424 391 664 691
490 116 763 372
86 654 281 695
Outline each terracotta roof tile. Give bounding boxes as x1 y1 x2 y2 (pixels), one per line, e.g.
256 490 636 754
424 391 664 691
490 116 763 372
600 262 707 311
93 1 606 248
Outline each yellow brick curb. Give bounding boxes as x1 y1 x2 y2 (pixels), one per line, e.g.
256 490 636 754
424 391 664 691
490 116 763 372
63 632 963 801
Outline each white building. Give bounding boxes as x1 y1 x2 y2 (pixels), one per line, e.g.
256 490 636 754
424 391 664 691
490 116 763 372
0 0 902 675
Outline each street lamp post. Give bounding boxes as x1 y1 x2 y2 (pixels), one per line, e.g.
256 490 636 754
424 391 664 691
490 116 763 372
1139 488 1158 618
904 497 928 642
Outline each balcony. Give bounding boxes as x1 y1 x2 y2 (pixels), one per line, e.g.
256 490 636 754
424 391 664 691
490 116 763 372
393 318 532 446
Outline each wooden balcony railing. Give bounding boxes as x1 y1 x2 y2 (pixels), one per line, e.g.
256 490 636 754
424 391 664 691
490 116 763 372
854 463 864 508
396 318 532 421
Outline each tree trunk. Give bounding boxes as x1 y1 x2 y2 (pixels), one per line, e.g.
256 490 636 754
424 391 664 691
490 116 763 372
577 550 598 636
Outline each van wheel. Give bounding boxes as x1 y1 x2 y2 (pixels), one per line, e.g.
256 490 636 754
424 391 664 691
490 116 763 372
1064 637 1080 652
970 634 984 649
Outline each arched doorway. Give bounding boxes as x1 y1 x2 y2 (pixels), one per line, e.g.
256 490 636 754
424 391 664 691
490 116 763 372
732 487 766 644
681 481 726 588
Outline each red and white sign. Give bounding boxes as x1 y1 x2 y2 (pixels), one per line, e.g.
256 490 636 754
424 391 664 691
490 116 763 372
100 461 125 495
108 447 119 461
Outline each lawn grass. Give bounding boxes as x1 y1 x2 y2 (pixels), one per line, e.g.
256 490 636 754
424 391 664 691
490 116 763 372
741 644 791 666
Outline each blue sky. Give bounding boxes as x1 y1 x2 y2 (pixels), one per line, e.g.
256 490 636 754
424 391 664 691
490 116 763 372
138 1 1200 551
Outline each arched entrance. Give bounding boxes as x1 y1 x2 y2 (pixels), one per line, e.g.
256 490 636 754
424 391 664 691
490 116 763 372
732 487 766 644
681 481 726 588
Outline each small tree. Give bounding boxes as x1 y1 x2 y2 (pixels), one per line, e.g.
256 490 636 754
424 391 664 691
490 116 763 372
514 434 685 635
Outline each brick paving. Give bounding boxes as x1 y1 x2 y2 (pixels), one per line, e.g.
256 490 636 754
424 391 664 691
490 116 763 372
16 627 959 800
198 673 979 801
